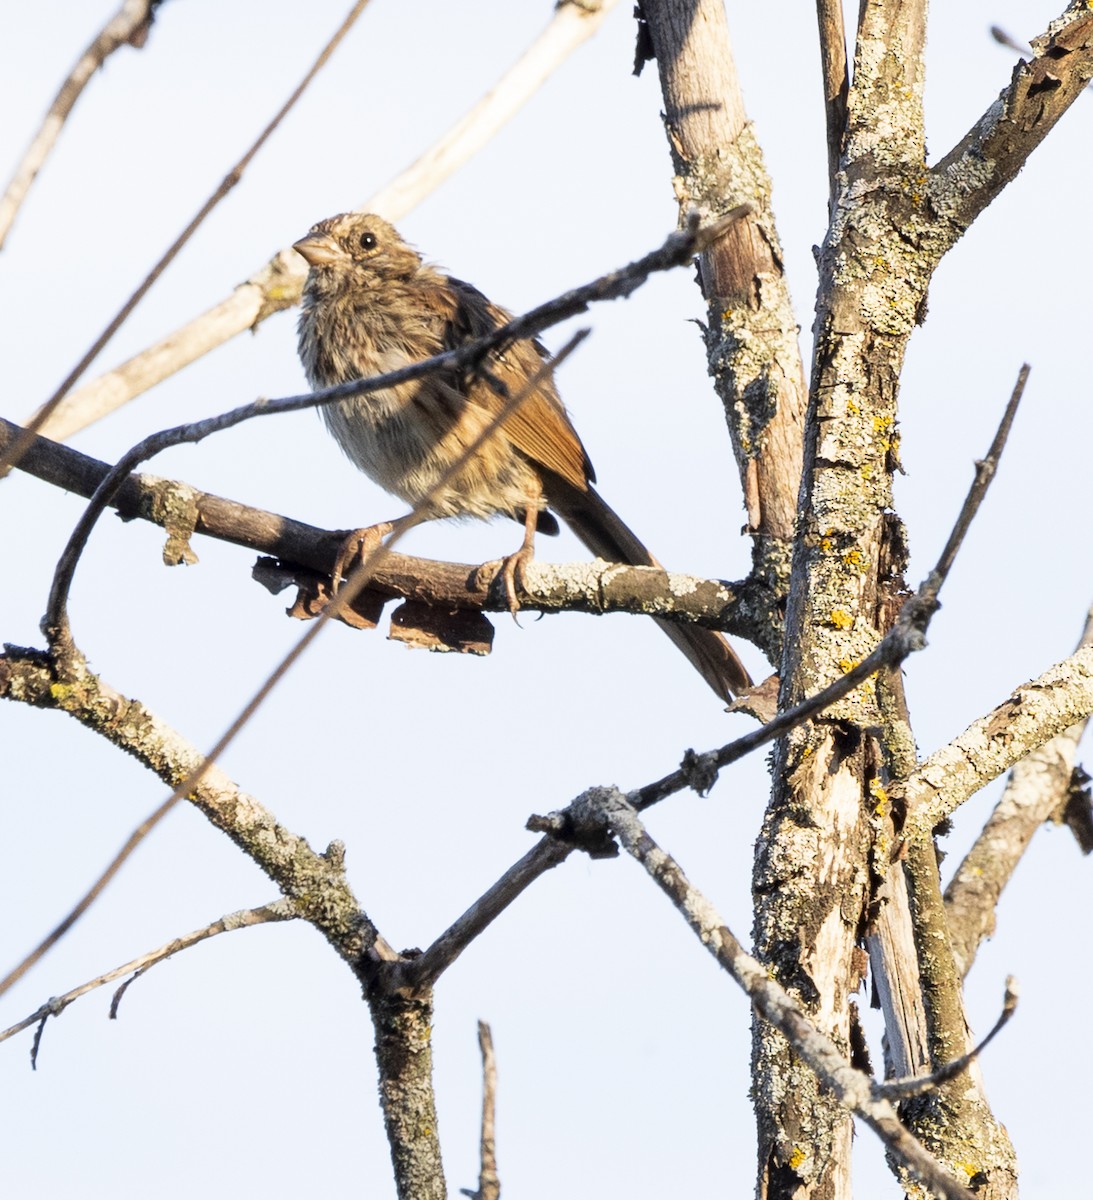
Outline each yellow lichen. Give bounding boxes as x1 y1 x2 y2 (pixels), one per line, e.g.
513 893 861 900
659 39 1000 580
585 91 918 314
830 609 853 630
788 1146 808 1170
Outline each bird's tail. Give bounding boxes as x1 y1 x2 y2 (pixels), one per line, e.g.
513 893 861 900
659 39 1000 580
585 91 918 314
546 478 752 702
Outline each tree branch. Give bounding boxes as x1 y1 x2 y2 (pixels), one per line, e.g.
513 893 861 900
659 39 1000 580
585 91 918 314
816 0 849 201
944 604 1093 977
2 412 755 636
900 644 1093 840
931 4 1093 246
460 1021 501 1200
0 647 379 968
639 0 807 657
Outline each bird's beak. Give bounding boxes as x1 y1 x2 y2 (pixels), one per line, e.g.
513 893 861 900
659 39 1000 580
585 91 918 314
292 234 344 267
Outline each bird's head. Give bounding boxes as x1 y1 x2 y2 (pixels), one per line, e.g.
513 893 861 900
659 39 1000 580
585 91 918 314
293 213 422 290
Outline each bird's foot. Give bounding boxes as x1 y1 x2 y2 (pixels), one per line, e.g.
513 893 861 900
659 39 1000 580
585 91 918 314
331 521 395 593
497 545 535 621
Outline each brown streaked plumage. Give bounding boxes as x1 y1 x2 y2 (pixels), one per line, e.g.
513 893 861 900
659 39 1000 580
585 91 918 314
294 212 751 701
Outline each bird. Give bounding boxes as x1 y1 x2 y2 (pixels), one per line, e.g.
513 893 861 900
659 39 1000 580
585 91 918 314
293 211 751 702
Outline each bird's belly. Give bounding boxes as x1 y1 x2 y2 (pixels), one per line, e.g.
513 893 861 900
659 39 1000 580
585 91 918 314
322 383 541 522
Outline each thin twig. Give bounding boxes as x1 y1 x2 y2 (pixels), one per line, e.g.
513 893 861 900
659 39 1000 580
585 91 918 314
989 26 1030 56
569 789 975 1200
34 0 621 443
460 1021 501 1200
0 0 372 478
0 0 156 251
1 901 296 1067
876 978 1019 1101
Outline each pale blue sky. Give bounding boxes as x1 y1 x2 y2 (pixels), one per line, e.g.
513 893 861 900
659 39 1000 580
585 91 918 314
1 3 1089 1197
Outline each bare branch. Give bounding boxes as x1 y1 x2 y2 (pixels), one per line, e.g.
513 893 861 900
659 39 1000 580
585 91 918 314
12 339 585 973
900 644 1093 840
932 5 1093 244
34 0 621 443
1 901 297 1064
2 0 372 477
0 417 756 634
944 605 1093 976
460 1021 501 1200
816 0 849 199
640 0 807 636
0 0 157 251
399 839 573 992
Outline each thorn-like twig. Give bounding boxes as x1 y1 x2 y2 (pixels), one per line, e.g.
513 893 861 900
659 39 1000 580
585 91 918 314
2 901 297 1068
460 1021 501 1200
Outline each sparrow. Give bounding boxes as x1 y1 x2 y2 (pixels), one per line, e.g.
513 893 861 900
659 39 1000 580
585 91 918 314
293 212 750 701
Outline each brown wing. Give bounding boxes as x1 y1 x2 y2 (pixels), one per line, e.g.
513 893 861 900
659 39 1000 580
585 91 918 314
444 277 594 492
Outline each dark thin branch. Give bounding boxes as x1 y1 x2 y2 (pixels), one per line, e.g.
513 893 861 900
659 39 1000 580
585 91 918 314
0 0 157 252
628 364 1028 810
392 369 1032 987
14 340 585 979
928 364 1027 585
876 978 1019 1101
399 839 573 992
0 0 372 478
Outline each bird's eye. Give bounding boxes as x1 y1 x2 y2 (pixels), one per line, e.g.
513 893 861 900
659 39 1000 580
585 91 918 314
360 231 377 251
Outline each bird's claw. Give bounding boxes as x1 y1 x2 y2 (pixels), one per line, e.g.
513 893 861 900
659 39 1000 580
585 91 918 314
331 521 394 593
